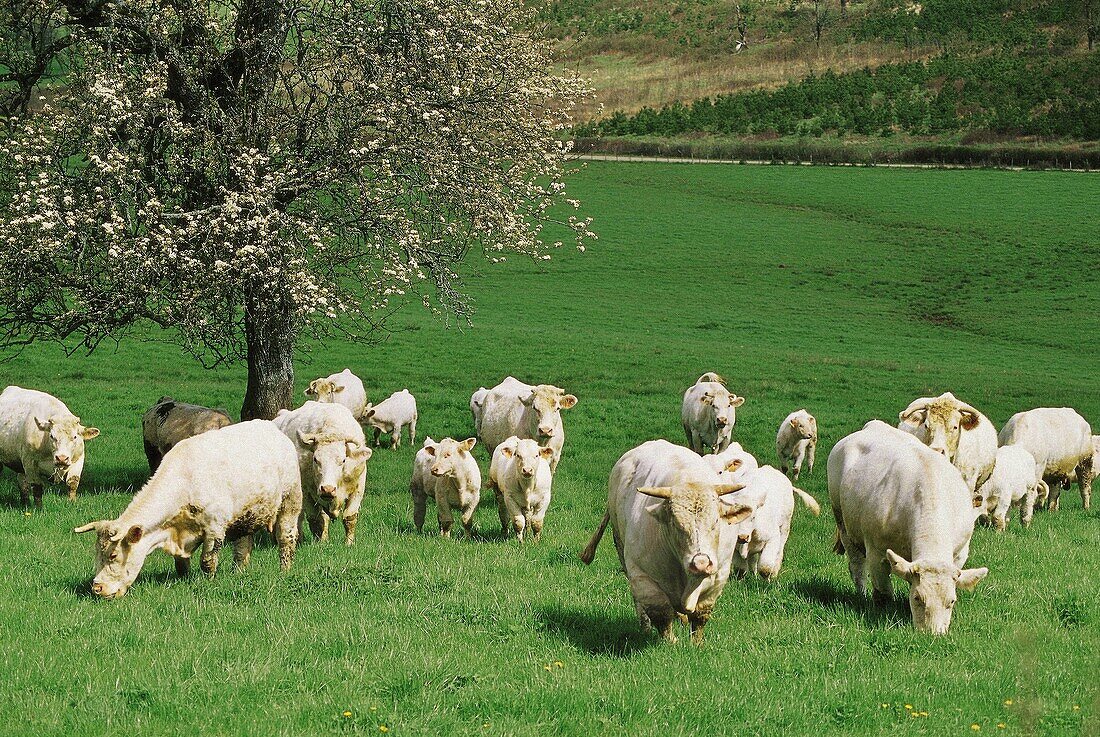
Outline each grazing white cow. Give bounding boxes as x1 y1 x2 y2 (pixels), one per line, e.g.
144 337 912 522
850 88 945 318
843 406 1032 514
728 465 820 580
470 387 489 433
983 446 1046 532
776 409 818 481
898 392 997 505
275 402 372 545
488 436 555 541
74 421 302 598
828 421 988 634
409 437 481 538
579 440 756 643
477 377 577 474
362 390 418 448
304 369 368 421
0 386 100 507
998 408 1093 511
682 373 744 455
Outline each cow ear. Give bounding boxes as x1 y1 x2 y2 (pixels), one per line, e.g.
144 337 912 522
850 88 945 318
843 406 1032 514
724 458 743 472
461 438 477 453
715 483 746 496
424 445 436 456
956 567 988 591
500 446 514 458
637 486 672 499
730 395 745 408
721 503 754 525
365 408 376 419
886 549 916 581
125 525 144 544
334 385 345 393
790 418 799 427
959 410 981 431
539 446 555 460
347 442 372 462
297 431 319 448
559 394 578 409
899 407 926 424
80 426 100 440
701 392 713 404
34 416 52 432
520 392 536 407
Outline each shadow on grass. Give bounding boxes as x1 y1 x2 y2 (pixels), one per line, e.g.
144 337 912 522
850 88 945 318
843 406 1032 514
790 576 911 627
535 604 654 657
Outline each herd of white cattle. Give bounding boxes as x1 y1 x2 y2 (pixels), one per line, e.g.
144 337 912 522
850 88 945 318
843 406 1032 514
0 371 1095 641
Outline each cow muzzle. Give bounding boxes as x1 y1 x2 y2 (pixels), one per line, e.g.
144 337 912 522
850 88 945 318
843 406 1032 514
715 417 729 427
537 427 554 439
55 454 70 465
430 467 444 477
520 467 534 478
318 485 337 499
688 553 716 576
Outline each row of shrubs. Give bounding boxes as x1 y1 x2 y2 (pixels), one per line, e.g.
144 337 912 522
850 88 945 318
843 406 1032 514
575 53 1100 141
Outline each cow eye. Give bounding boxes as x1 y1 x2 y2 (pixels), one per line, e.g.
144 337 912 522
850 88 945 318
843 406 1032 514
109 552 118 561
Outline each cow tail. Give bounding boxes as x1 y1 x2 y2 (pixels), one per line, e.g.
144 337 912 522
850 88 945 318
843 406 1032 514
579 510 610 565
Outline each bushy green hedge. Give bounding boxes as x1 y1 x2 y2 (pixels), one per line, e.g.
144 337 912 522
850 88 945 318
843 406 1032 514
576 53 1100 140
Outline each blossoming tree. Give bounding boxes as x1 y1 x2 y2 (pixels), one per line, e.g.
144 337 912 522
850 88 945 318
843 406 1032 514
0 0 593 419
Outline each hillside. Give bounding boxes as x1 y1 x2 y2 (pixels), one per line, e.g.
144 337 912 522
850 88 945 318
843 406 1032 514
543 0 1100 161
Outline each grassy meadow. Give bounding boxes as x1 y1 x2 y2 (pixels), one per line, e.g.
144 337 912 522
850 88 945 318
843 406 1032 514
1 162 1098 736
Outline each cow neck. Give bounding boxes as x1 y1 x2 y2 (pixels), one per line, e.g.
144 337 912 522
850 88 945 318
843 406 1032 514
117 474 179 532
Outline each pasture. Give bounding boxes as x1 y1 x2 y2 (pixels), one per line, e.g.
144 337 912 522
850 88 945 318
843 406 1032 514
1 162 1098 736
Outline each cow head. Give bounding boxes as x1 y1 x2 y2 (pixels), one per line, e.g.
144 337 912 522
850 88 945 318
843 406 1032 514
499 437 554 478
701 388 744 430
425 437 476 478
34 414 99 477
298 432 372 511
73 521 157 599
790 411 817 441
305 378 344 403
887 549 988 635
637 482 754 610
521 385 578 440
898 392 980 461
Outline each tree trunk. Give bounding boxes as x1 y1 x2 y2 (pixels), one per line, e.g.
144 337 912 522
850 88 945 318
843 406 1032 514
240 298 295 420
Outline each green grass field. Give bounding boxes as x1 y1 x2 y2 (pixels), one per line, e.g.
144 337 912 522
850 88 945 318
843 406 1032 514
1 162 1098 736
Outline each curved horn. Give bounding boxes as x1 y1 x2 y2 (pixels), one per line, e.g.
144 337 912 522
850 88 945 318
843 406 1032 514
637 486 672 499
899 397 932 423
716 483 746 496
73 521 102 534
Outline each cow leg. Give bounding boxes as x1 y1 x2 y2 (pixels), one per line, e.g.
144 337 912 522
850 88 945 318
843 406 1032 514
391 427 399 449
18 474 30 506
66 477 80 501
688 607 713 645
200 536 224 577
512 514 526 543
306 506 326 542
373 427 381 447
529 516 544 542
494 487 510 533
630 575 677 642
436 490 455 538
460 501 477 539
143 440 161 474
274 515 298 571
411 482 427 533
342 514 358 547
1076 457 1093 511
807 442 816 475
408 417 416 445
31 483 43 510
792 445 805 481
846 544 868 597
232 534 253 570
1021 484 1040 528
866 547 893 605
174 555 191 577
757 537 787 581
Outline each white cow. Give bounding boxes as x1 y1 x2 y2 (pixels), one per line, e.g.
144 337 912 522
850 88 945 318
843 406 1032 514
488 436 555 541
470 387 489 433
579 440 756 644
74 421 302 598
776 409 818 481
409 437 481 538
728 465 820 580
828 420 988 634
304 369 368 421
898 392 997 505
0 386 99 507
983 445 1046 532
998 408 1093 511
275 402 372 545
682 373 744 455
477 377 577 474
362 389 418 448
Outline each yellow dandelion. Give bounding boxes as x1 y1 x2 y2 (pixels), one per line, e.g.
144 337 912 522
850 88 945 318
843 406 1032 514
370 706 378 712
997 724 1005 729
905 704 914 710
1073 705 1080 711
543 664 552 671
1004 700 1013 706
910 713 919 718
482 724 490 729
881 703 889 709
554 661 564 668
379 727 389 733
343 711 352 718
919 711 929 717
23 512 31 517
972 724 981 731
